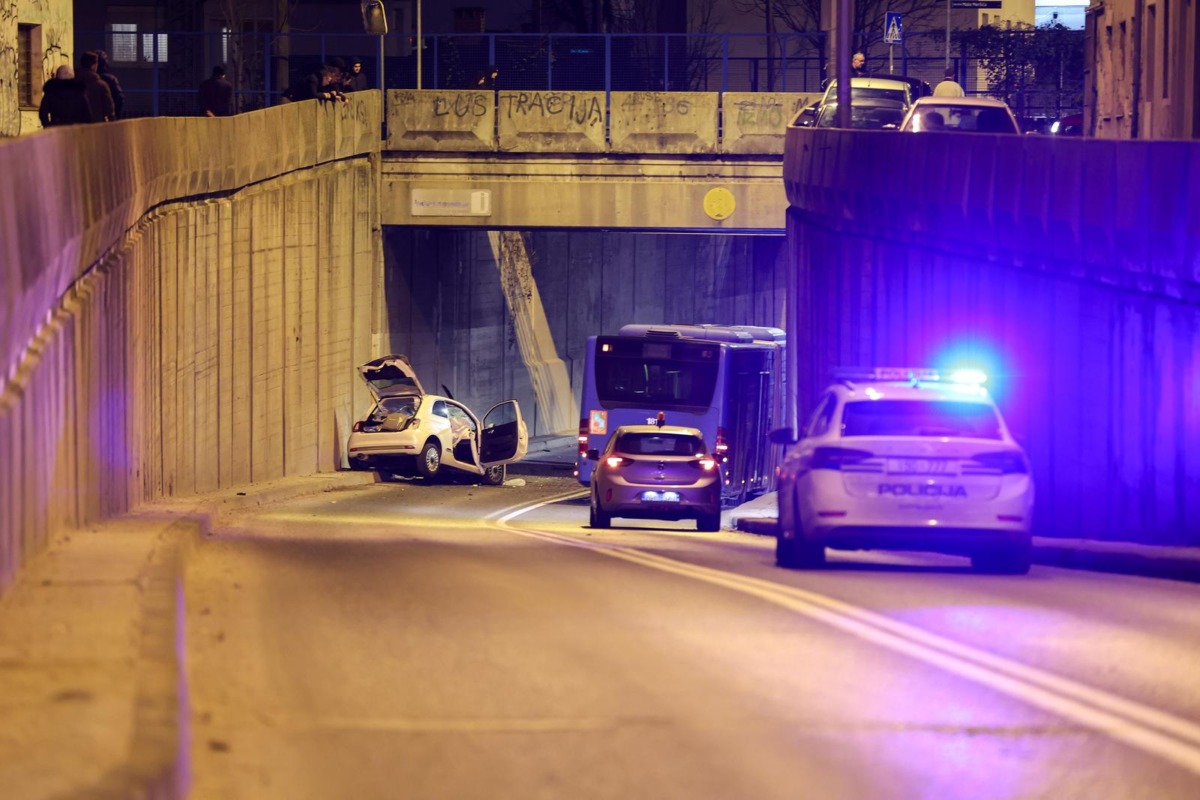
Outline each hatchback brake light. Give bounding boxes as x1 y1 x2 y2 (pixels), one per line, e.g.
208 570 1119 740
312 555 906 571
698 457 717 471
810 447 874 470
605 456 628 468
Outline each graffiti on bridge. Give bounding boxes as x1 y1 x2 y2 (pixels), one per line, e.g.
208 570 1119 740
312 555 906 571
432 93 489 119
499 92 603 127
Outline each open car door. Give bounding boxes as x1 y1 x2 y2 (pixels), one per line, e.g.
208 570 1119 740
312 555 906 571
479 401 529 467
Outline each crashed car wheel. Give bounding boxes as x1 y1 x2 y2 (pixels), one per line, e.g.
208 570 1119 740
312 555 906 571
416 440 441 480
482 464 505 486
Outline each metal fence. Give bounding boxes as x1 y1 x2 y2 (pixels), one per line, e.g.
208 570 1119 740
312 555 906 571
76 30 1082 121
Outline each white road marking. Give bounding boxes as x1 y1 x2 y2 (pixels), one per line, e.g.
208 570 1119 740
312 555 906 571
492 495 1200 777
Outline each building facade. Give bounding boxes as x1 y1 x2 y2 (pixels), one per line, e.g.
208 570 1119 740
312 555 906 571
1085 0 1199 138
1 0 74 137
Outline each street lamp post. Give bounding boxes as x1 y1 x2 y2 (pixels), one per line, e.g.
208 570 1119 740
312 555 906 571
945 0 952 69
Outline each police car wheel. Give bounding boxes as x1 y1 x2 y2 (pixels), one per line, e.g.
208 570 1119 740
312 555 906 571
776 533 825 569
971 545 1032 575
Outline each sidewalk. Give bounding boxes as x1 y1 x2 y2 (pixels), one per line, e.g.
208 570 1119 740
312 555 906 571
0 471 377 800
729 491 1200 582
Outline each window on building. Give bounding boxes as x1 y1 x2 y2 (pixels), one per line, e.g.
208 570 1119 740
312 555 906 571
110 23 138 62
18 24 40 108
109 20 168 64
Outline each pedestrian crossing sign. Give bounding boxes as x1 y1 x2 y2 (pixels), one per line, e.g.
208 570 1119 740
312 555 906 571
885 12 903 44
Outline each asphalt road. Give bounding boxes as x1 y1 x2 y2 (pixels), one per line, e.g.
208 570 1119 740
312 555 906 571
184 476 1200 799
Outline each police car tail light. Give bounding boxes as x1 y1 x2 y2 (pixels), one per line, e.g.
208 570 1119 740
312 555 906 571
971 451 1027 474
578 419 589 456
811 447 874 470
605 456 628 468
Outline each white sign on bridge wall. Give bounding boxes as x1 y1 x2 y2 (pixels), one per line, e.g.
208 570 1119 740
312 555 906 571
411 189 492 217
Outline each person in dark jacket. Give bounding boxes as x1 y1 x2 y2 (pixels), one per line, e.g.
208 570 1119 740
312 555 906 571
198 65 235 116
38 65 92 127
282 61 347 104
344 58 369 92
79 51 115 122
96 50 125 118
472 65 498 90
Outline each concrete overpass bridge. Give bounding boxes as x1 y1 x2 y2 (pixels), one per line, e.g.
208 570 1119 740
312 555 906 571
3 90 1200 596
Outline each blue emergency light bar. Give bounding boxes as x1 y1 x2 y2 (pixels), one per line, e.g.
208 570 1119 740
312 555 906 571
833 367 987 385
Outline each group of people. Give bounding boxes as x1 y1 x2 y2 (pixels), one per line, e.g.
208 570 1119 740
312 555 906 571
282 57 370 105
38 50 124 127
837 52 966 97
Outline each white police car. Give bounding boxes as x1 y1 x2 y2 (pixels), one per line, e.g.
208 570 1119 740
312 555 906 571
770 368 1034 573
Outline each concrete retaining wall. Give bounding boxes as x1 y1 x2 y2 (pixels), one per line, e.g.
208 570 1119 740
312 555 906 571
0 95 382 592
387 90 496 151
497 91 606 153
784 126 1200 545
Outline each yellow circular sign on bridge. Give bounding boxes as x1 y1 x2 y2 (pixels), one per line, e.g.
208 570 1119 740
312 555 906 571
703 187 736 221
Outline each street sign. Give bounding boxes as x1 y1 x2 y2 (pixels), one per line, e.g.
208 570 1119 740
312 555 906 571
884 12 903 44
951 0 1002 7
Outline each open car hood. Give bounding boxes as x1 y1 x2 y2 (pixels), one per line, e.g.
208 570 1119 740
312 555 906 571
358 355 425 401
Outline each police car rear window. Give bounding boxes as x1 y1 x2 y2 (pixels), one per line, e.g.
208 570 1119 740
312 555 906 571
616 434 706 456
841 400 1002 439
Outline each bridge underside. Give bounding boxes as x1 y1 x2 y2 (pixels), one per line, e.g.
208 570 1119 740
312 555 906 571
381 154 786 232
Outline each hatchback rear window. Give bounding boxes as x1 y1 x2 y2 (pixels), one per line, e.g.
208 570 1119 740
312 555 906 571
615 434 706 456
841 400 1002 439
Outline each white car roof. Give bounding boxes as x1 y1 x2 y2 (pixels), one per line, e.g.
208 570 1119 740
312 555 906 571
909 95 1012 110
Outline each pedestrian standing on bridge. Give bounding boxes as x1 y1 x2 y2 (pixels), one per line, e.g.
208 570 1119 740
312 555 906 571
851 52 870 77
471 65 498 90
198 65 235 117
96 51 125 119
78 52 115 122
345 58 370 92
39 65 92 128
933 67 965 98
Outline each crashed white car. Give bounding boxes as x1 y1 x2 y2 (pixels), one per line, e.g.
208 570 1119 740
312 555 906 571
347 355 529 485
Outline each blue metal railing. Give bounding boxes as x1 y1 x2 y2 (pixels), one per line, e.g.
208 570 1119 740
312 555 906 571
74 30 1081 121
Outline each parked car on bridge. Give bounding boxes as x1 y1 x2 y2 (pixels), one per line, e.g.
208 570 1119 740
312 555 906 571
815 98 906 129
586 418 723 532
899 96 1022 134
348 355 529 485
770 367 1034 574
795 76 916 128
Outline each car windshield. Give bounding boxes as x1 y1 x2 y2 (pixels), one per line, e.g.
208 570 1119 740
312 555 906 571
615 433 706 456
817 102 905 129
907 104 1018 134
841 400 1003 439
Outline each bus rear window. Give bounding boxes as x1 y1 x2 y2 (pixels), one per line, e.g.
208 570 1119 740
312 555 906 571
595 354 718 409
841 400 1003 439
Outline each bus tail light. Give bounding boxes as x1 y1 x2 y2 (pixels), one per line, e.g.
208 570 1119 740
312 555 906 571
810 447 874 470
715 428 730 460
578 418 589 455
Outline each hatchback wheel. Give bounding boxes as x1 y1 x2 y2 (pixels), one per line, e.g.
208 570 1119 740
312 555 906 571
697 511 721 533
481 464 505 486
590 492 611 529
416 440 441 480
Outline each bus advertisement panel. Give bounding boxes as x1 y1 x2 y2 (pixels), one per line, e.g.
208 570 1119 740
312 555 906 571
576 324 785 505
